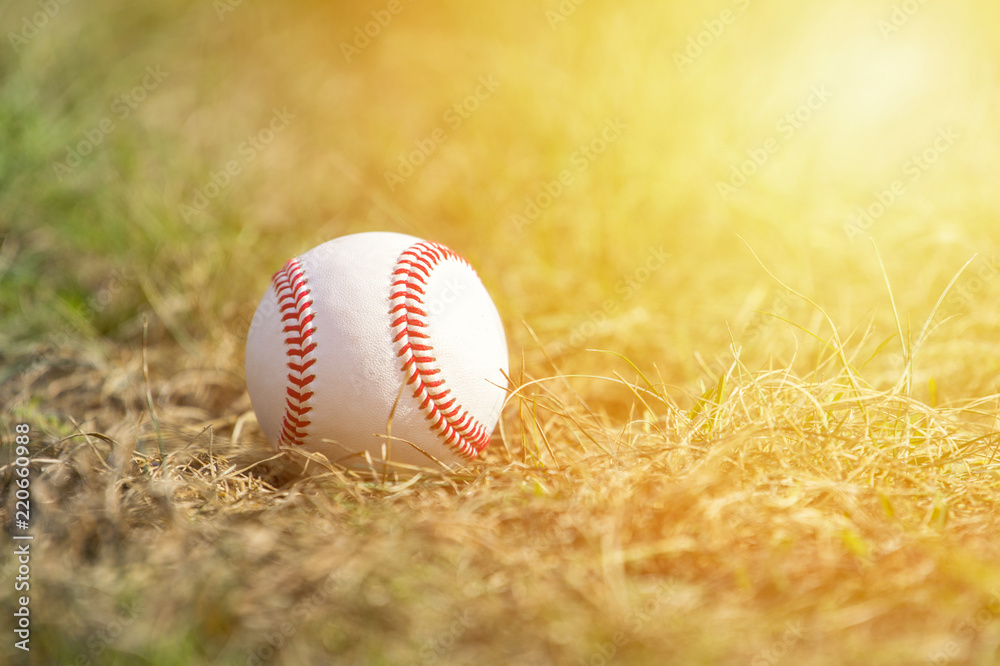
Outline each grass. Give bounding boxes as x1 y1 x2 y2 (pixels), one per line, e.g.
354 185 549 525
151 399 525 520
3 0 1000 663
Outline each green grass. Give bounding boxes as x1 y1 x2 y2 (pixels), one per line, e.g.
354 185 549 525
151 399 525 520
3 0 1000 663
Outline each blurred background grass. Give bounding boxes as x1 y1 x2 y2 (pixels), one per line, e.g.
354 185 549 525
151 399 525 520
4 0 1000 405
3 0 1000 663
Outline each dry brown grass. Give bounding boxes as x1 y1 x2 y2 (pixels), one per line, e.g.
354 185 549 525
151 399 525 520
4 320 1000 664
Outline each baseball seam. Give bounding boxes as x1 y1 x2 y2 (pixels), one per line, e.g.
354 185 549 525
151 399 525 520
272 257 317 448
389 242 491 459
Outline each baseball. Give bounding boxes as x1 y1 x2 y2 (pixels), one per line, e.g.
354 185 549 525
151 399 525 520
245 231 509 469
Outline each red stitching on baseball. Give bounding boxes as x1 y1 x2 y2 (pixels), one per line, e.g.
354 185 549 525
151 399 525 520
389 241 491 459
271 257 316 448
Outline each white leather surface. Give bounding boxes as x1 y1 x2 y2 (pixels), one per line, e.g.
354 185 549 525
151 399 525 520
245 232 508 469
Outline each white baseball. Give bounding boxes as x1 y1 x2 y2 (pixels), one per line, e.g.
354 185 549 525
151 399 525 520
245 231 509 469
